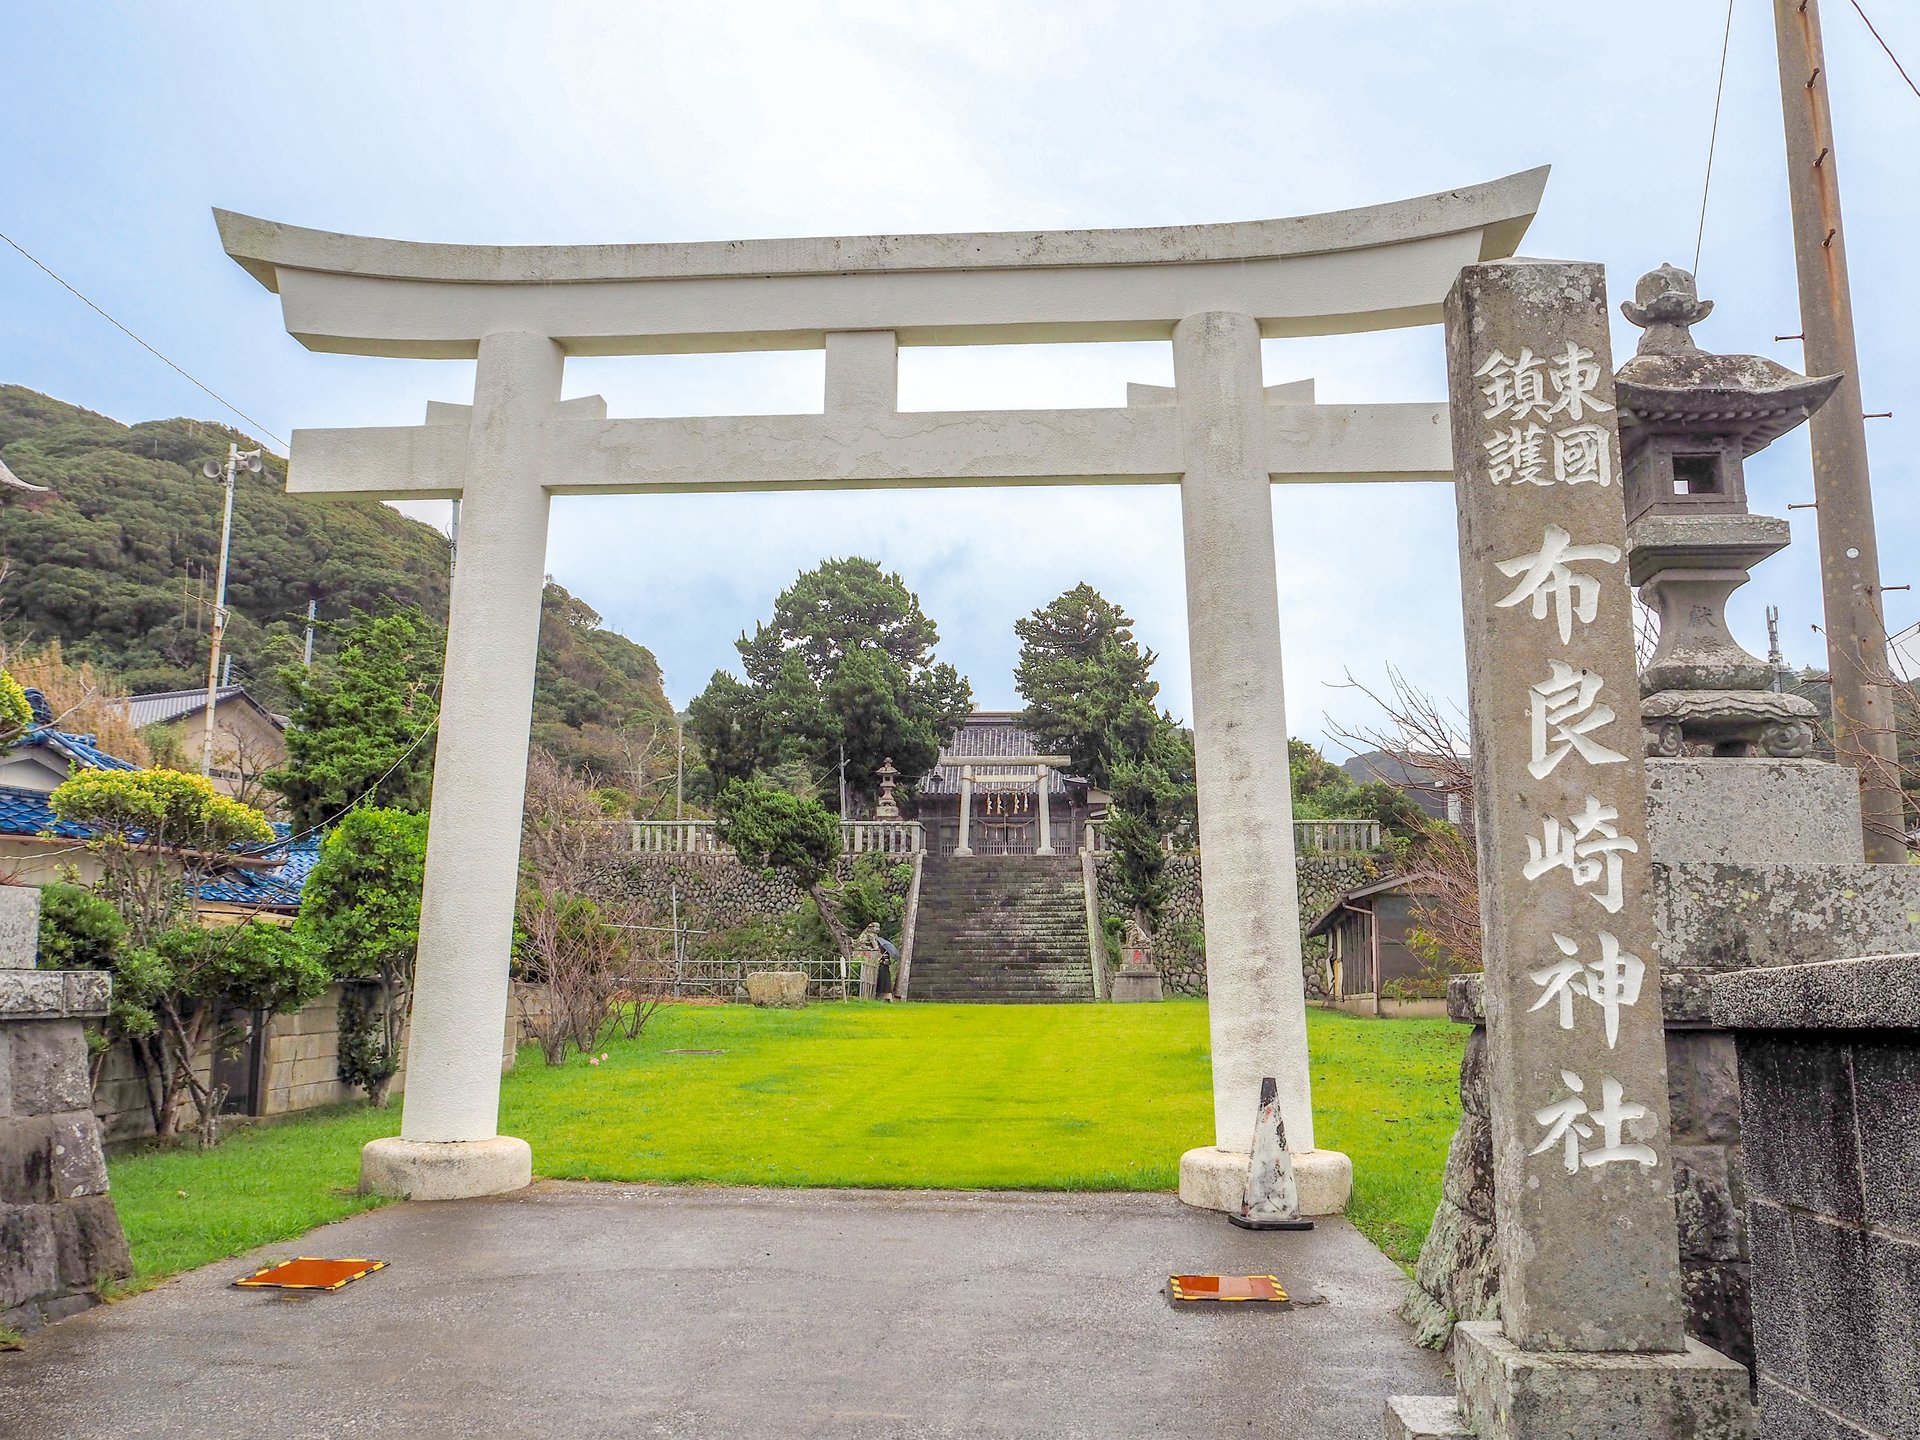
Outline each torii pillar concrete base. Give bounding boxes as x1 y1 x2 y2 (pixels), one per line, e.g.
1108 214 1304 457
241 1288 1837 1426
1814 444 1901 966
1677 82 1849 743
1179 1146 1353 1217
361 1136 532 1201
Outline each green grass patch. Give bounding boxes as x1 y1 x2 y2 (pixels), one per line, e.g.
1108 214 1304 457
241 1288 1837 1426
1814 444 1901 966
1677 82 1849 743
106 1102 400 1291
107 1001 1462 1286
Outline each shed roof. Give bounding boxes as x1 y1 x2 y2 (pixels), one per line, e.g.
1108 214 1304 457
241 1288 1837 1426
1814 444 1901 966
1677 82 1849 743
1304 871 1440 939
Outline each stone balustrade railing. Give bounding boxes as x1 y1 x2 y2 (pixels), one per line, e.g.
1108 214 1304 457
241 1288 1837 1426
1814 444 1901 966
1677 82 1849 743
626 816 1376 859
1082 817 1382 856
1293 818 1382 854
628 820 925 856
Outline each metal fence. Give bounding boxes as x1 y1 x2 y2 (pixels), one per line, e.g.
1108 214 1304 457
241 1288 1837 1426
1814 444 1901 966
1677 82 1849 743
619 889 863 1001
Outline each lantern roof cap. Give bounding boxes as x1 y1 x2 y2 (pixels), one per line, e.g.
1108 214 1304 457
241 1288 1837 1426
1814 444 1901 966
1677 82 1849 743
1615 264 1840 456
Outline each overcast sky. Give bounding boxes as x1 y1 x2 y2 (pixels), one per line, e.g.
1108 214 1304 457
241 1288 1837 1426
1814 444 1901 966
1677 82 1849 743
4 2 1916 750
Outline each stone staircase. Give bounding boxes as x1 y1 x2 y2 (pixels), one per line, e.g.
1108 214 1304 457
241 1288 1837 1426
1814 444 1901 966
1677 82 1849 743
907 855 1095 1002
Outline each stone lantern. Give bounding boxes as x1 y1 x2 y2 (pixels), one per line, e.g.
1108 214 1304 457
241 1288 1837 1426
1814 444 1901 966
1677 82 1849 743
1615 264 1838 757
873 756 901 820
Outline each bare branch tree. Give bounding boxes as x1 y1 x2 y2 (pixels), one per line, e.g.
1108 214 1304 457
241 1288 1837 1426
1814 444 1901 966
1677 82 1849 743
517 747 671 1063
1325 666 1482 971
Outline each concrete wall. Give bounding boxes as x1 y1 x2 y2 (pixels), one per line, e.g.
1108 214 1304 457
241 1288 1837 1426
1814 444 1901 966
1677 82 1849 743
1090 851 1383 998
95 982 528 1145
1710 953 1920 1440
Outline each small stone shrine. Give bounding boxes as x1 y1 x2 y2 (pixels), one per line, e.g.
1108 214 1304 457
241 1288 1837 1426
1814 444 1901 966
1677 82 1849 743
0 884 131 1332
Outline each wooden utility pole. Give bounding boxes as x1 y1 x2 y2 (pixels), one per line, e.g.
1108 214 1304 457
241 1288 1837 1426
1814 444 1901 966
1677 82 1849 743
1773 0 1906 861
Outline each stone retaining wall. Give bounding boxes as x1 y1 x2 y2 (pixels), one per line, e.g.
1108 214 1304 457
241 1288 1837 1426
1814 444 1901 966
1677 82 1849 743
1090 851 1383 997
1 887 131 1334
589 851 912 935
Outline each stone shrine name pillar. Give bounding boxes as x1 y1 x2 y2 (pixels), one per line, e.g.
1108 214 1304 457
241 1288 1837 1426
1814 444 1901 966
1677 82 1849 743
1387 262 1751 1439
1172 311 1349 1216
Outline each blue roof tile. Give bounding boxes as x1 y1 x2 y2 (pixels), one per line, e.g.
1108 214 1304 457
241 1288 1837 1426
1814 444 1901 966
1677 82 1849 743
0 786 95 840
30 726 141 773
198 826 319 912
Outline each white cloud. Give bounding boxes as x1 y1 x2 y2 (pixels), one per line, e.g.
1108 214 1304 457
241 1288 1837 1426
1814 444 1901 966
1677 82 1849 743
5 0 1917 754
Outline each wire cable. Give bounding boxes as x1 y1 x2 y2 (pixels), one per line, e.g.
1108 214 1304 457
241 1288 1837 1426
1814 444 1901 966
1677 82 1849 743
0 227 288 451
235 681 445 857
1694 0 1737 279
1847 0 1920 101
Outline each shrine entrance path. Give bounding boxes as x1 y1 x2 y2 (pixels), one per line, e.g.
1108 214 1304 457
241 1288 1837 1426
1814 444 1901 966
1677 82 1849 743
0 1182 1445 1438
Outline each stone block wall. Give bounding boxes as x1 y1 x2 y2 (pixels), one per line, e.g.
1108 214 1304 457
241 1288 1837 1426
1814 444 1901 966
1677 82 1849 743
2 895 131 1333
1091 851 1382 997
94 982 526 1145
591 852 810 932
1709 952 1920 1440
590 851 912 935
1402 977 1752 1368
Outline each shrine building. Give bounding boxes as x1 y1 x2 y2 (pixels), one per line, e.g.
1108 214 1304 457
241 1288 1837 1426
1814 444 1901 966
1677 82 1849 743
915 712 1103 857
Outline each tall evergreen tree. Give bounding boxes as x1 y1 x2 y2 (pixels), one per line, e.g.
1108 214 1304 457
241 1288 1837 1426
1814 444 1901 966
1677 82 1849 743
266 609 443 831
688 558 972 808
1015 584 1178 789
1015 584 1194 925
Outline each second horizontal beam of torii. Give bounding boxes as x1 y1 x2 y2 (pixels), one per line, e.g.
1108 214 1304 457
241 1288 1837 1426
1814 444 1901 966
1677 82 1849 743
290 363 1450 500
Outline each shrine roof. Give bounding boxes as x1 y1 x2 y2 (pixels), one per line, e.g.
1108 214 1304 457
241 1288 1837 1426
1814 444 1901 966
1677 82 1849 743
922 714 1073 797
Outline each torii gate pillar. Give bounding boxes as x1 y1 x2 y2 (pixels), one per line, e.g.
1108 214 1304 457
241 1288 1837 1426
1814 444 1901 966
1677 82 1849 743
1173 313 1347 1214
361 332 560 1200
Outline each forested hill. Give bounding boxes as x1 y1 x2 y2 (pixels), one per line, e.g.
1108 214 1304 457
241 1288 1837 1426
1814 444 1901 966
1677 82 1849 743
0 385 670 753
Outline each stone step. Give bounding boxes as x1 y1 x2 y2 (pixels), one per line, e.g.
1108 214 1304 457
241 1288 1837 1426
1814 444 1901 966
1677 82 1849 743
908 855 1094 1003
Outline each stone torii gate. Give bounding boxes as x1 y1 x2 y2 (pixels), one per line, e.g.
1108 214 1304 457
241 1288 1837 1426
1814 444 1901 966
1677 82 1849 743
217 168 1546 1205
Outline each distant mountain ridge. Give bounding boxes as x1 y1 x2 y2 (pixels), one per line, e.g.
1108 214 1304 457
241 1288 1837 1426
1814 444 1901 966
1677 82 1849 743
0 384 670 765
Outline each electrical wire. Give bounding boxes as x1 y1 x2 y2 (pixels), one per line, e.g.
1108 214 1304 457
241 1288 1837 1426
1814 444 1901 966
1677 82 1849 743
1694 0 1737 279
1847 0 1920 101
0 227 287 451
235 681 445 857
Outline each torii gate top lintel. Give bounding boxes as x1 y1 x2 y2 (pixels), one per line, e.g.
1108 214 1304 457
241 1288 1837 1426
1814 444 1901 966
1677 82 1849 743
215 167 1546 358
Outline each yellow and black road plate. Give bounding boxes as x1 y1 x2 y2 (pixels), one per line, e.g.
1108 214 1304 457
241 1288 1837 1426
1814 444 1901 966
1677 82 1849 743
1168 1274 1288 1303
234 1258 387 1291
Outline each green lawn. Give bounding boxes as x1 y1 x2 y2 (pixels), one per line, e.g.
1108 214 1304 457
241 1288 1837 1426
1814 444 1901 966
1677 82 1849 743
107 1001 1463 1288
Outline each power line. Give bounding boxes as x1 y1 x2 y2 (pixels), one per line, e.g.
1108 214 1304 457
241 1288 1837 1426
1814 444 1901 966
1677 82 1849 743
1694 0 1737 279
0 227 287 451
1847 0 1920 101
238 681 445 857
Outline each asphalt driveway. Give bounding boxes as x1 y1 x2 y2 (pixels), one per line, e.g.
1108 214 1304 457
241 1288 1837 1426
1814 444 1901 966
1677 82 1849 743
0 1182 1448 1438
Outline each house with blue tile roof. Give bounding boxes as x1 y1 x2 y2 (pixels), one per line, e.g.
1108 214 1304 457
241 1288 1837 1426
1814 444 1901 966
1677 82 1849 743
0 689 306 915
